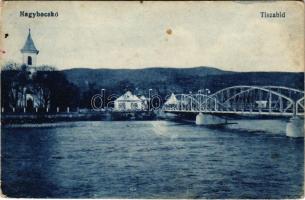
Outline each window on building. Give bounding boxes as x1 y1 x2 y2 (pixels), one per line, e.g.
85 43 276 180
27 56 32 65
118 103 126 110
131 103 139 110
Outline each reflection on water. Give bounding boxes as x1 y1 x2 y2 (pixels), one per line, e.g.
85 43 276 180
1 120 304 198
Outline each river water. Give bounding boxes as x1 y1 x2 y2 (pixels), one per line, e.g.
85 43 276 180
1 119 304 198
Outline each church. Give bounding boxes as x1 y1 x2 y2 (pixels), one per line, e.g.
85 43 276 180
13 29 49 110
21 29 39 75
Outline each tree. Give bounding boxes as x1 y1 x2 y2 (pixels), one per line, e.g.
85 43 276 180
1 62 80 112
115 80 135 93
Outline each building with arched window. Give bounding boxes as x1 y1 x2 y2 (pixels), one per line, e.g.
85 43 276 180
27 56 32 65
14 29 48 110
21 29 39 68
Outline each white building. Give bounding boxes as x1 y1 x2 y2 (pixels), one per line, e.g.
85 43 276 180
21 29 39 75
165 93 178 105
255 100 268 109
13 29 49 110
164 93 179 109
114 91 147 111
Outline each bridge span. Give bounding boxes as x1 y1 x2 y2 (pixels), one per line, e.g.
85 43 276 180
163 86 304 137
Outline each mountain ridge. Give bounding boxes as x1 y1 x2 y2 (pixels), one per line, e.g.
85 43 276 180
62 66 304 95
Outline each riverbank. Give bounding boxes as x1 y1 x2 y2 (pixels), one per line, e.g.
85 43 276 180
1 111 157 125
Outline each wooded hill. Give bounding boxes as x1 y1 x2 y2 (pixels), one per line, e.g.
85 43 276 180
63 66 304 97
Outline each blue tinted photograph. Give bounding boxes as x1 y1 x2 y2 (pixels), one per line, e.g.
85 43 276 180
1 1 304 198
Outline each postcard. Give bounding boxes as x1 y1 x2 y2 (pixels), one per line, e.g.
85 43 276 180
1 1 304 198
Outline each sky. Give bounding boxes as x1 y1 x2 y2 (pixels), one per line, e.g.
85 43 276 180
1 1 304 72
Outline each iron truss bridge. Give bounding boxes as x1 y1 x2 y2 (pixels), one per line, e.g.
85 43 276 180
163 86 304 117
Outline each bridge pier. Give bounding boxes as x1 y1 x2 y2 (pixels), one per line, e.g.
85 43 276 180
286 116 304 138
195 112 226 125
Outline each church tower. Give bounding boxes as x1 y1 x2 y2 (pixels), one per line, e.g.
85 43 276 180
20 29 39 67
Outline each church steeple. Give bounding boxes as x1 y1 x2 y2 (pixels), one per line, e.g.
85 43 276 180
21 29 39 54
21 29 39 67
